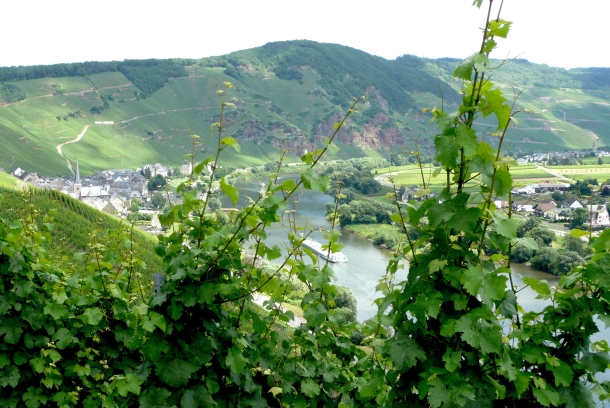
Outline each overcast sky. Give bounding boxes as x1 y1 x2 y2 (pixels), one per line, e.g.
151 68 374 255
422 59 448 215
3 0 607 69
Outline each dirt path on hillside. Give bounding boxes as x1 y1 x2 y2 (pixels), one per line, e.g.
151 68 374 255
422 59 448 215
117 105 216 124
57 125 89 174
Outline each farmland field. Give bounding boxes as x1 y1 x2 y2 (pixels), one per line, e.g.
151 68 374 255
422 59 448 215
550 165 610 181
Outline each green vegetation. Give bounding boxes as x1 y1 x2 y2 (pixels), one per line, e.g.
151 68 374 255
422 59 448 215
0 83 25 103
2 4 610 407
2 25 609 176
0 188 164 276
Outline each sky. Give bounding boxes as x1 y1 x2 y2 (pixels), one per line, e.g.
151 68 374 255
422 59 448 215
3 0 608 69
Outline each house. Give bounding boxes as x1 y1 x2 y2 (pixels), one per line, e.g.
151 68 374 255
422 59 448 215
513 186 536 196
513 200 535 212
536 182 569 192
493 199 509 209
586 205 610 226
562 198 583 209
534 202 558 218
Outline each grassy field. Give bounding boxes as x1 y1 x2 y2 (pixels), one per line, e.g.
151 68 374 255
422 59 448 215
549 165 610 181
582 156 610 165
375 164 571 189
345 223 403 242
0 172 27 190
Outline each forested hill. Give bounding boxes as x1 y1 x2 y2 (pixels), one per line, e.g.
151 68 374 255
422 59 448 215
0 41 609 176
209 40 461 111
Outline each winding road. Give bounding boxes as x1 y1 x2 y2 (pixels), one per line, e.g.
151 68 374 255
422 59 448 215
56 125 89 174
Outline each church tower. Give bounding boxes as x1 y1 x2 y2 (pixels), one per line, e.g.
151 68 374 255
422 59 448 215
74 159 82 199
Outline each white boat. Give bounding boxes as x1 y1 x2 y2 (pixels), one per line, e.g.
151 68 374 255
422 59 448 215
301 237 348 263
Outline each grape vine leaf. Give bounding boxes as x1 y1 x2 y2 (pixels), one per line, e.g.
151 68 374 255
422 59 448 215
156 358 200 388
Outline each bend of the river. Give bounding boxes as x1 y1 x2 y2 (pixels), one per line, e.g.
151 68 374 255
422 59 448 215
225 176 569 322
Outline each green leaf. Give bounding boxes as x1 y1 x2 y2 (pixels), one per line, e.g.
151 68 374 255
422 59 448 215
514 237 539 250
442 349 462 372
181 385 216 407
220 177 239 206
523 277 551 296
461 266 483 296
453 53 489 80
533 385 560 407
301 168 328 192
549 361 573 387
0 354 9 369
43 303 68 320
156 357 200 387
220 136 241 153
300 378 320 398
226 346 247 374
429 259 448 273
268 387 282 397
499 290 517 318
140 387 171 408
148 311 167 332
493 169 513 196
52 328 77 349
447 207 482 233
488 19 512 38
494 214 518 238
388 332 426 370
435 134 460 168
23 387 48 407
499 353 518 381
481 85 511 129
115 373 143 396
0 365 20 388
455 124 478 156
81 307 104 326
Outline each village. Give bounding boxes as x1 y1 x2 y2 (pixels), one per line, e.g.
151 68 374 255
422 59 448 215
7 161 196 233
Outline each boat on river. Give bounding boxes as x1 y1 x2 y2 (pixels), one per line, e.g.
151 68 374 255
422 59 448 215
302 237 348 263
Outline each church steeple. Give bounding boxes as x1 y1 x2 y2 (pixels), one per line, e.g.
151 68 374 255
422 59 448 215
74 159 82 198
75 159 81 184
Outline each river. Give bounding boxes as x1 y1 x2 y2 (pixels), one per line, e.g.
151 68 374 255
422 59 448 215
225 176 575 322
223 176 610 399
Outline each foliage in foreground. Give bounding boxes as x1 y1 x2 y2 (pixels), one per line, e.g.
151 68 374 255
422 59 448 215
2 2 610 407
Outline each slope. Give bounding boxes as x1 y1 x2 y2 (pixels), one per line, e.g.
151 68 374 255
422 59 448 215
0 42 609 176
0 185 165 278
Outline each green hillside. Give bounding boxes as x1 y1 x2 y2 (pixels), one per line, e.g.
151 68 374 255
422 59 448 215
0 185 164 278
0 43 609 175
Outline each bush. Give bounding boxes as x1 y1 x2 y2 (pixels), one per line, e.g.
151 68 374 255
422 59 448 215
530 246 559 272
511 243 534 263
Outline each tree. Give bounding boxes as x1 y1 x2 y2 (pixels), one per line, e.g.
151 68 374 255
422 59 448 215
530 246 559 272
551 190 565 202
151 193 166 210
550 251 584 275
511 243 534 263
355 177 381 195
563 235 588 257
516 216 541 238
148 174 166 190
207 196 222 212
599 157 603 165
130 199 140 213
525 226 555 247
570 180 592 196
571 207 589 228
